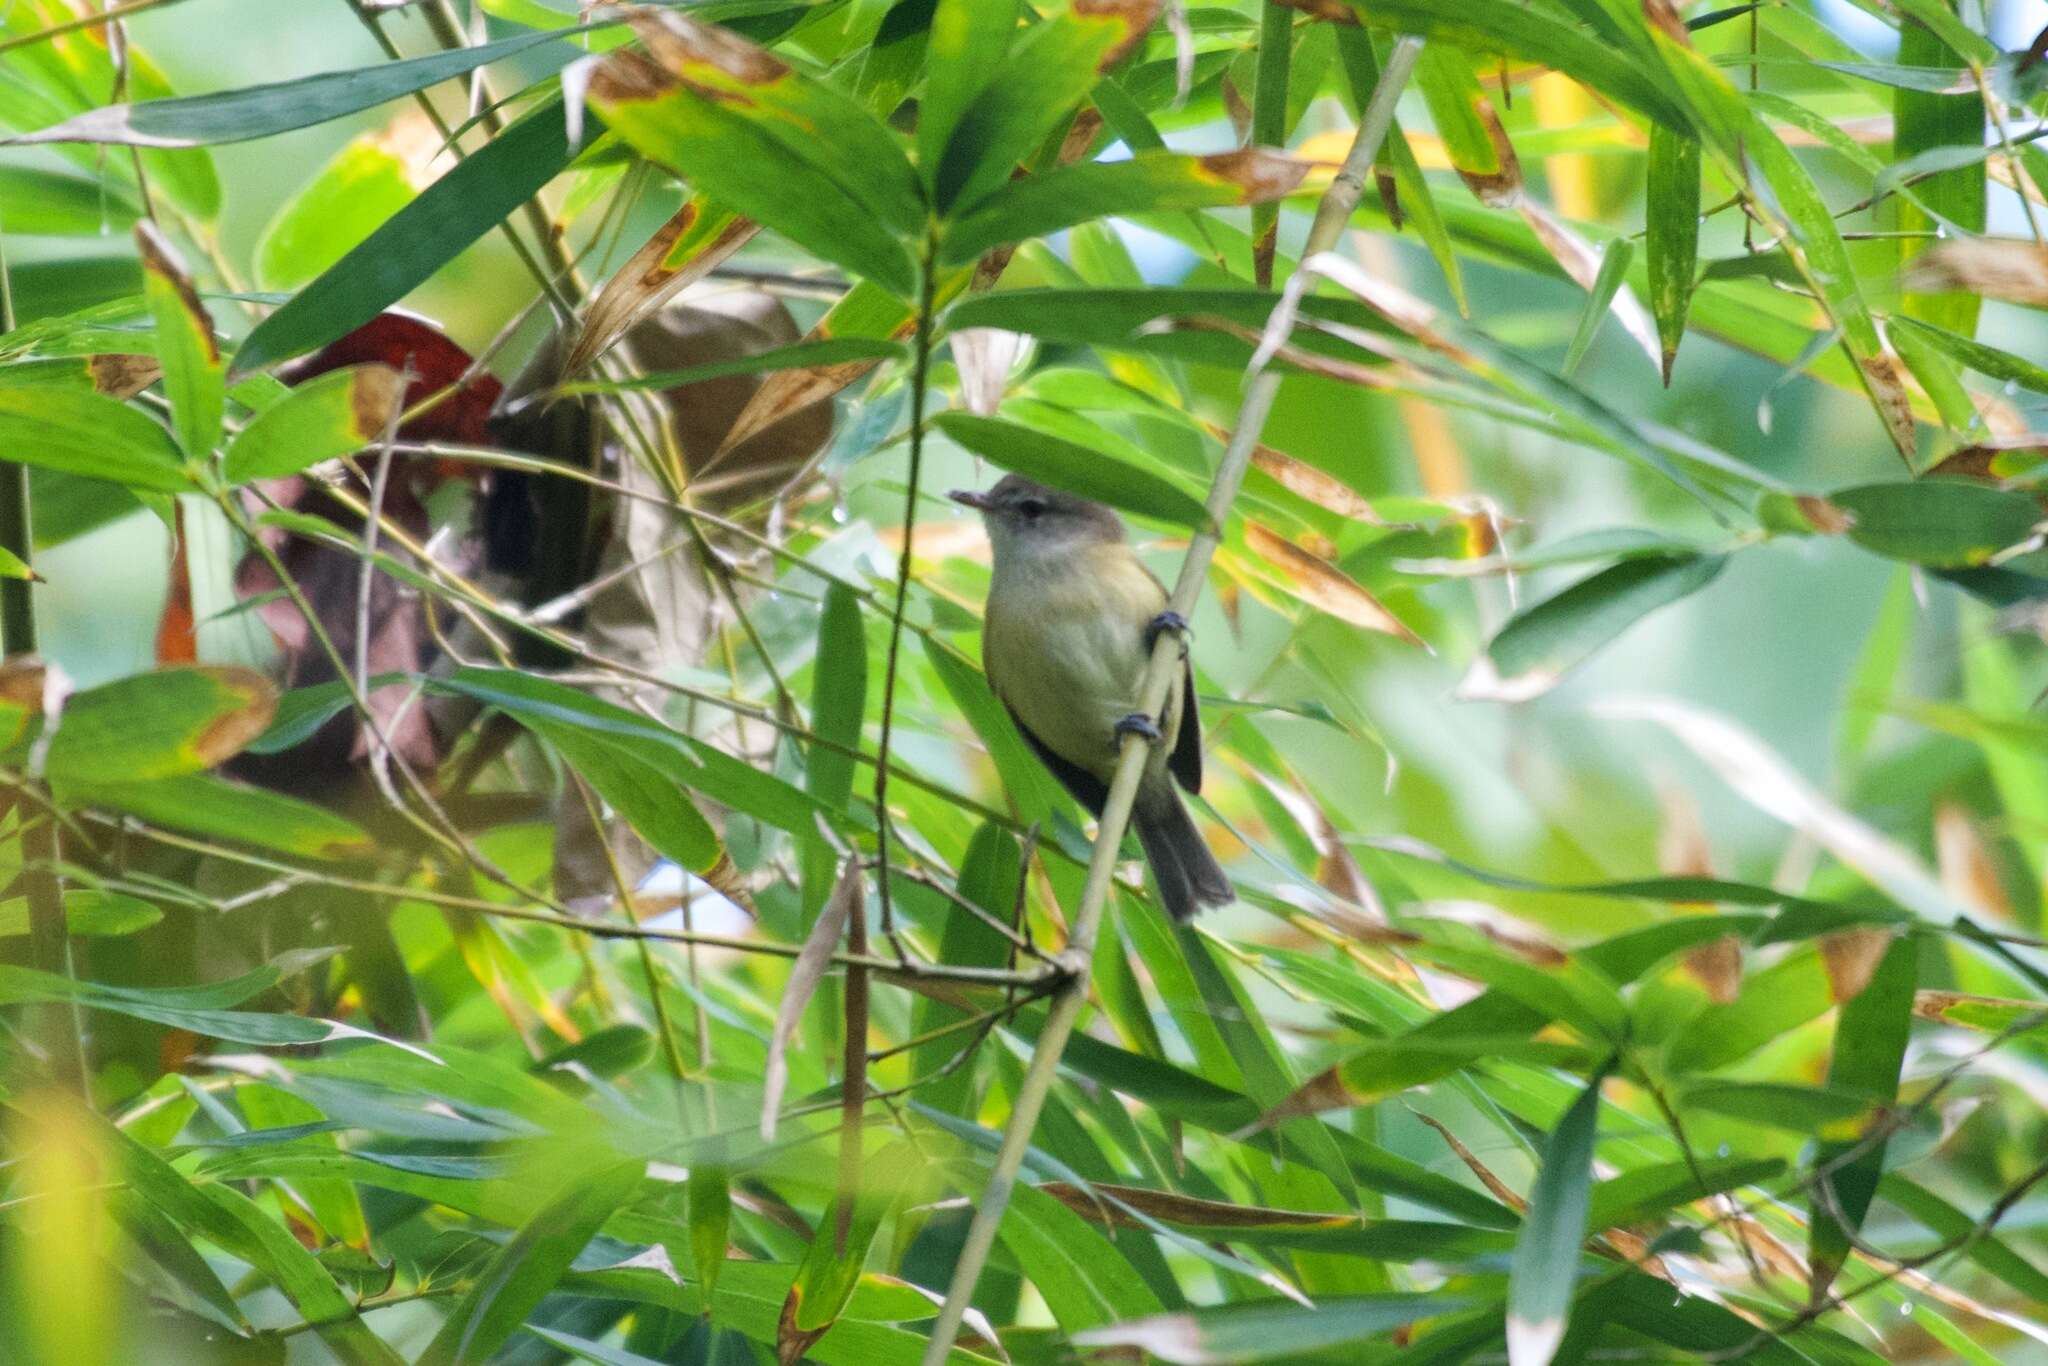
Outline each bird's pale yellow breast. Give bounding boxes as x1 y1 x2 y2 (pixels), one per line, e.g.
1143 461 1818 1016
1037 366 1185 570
983 541 1176 783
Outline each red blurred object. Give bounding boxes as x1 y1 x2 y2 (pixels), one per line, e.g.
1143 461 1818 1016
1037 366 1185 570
286 310 503 453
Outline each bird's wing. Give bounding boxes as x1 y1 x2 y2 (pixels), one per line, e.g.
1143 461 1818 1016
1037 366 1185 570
1003 700 1109 816
1169 655 1202 794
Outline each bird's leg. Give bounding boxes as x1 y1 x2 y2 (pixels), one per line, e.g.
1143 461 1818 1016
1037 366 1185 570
1114 712 1163 745
1144 609 1190 655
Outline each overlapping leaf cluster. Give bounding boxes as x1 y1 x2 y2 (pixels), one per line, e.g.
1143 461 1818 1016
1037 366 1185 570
3 2 2048 1364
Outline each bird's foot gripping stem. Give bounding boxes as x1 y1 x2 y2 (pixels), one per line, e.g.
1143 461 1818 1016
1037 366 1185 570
1145 610 1190 654
1114 712 1163 745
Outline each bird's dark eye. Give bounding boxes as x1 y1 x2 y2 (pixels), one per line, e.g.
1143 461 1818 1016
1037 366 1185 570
1015 497 1048 521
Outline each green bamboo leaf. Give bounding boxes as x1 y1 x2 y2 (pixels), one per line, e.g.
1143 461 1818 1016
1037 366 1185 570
1334 24 1466 315
254 135 420 291
1507 1065 1608 1366
0 889 161 938
0 386 193 492
0 961 374 1046
5 24 596 147
1337 0 1689 130
586 11 919 297
1561 236 1634 379
1879 1173 2048 1307
1643 22 1916 462
1829 480 2041 567
1585 1158 1785 1232
558 337 904 395
936 412 1208 527
235 100 580 373
1248 0 1293 286
1895 12 1987 339
70 773 374 861
930 0 1151 214
419 1160 645 1366
0 167 140 236
46 665 278 793
917 0 1021 193
997 1179 1164 1332
1886 314 2048 395
136 224 224 460
940 149 1308 265
1680 1078 1880 1132
808 583 865 813
1075 1294 1456 1364
687 1157 732 1305
780 1140 921 1359
1464 554 1726 702
434 669 721 872
221 364 404 484
1645 125 1699 383
1809 935 1916 1294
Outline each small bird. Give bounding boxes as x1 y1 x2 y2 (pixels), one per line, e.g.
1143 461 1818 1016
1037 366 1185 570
951 475 1232 921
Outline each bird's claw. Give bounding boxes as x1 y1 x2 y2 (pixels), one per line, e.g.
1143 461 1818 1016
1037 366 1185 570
1145 610 1191 654
1115 712 1163 745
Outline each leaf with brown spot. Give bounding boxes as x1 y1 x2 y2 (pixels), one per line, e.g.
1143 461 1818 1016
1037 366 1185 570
0 659 48 751
1241 521 1423 643
1817 927 1895 1005
1656 784 1741 1003
221 364 402 485
588 10 922 295
138 221 224 461
1415 45 1521 206
1911 990 2048 1033
90 354 162 400
1934 801 2012 921
45 666 279 794
1795 495 1855 535
563 200 760 378
1252 446 1384 524
939 147 1308 264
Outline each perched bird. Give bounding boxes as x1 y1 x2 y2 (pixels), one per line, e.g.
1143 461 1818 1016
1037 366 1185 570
952 475 1232 920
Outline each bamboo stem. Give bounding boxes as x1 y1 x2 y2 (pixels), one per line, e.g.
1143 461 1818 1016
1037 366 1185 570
914 37 1425 1366
0 255 85 1093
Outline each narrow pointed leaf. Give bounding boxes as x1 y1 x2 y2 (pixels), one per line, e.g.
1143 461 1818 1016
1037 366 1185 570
936 412 1207 527
221 364 403 484
1507 1066 1608 1366
6 25 597 148
235 100 580 373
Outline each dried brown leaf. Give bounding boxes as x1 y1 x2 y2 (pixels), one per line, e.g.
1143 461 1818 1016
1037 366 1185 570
1039 1181 1363 1230
1902 238 2048 305
89 354 161 399
761 854 861 1141
1656 783 1742 1003
1934 801 2012 921
1818 927 1895 1005
1243 521 1424 644
1413 1109 1525 1211
1795 495 1855 535
565 204 760 377
1252 445 1383 524
1198 147 1311 202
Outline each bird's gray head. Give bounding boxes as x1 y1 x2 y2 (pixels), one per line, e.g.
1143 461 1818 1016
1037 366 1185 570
949 474 1125 562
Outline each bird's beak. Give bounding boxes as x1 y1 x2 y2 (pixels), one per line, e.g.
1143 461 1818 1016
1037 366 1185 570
949 489 992 511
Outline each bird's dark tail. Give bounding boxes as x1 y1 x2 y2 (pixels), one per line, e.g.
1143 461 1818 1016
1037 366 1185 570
1132 782 1233 921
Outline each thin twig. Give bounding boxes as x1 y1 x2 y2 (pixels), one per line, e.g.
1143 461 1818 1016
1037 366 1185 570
874 227 942 949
